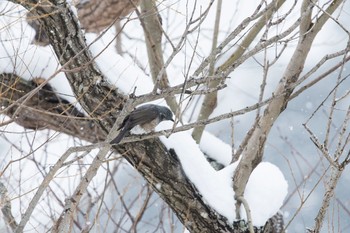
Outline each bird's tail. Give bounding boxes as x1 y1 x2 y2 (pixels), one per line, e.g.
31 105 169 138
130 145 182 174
110 127 128 145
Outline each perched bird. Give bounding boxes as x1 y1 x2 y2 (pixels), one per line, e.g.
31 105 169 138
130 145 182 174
110 104 174 144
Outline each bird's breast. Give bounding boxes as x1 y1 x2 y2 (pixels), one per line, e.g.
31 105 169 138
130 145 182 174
140 118 160 133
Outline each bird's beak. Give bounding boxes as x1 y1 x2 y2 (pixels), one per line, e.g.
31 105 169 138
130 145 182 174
170 118 175 122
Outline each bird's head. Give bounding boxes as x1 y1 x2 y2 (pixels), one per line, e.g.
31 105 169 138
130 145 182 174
159 106 174 122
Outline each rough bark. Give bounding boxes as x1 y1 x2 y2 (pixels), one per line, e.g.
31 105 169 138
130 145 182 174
0 73 105 142
4 1 237 232
2 0 344 232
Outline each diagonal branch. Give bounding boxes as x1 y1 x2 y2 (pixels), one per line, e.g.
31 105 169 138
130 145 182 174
4 1 237 232
192 0 287 143
137 0 178 112
0 73 106 143
232 0 344 220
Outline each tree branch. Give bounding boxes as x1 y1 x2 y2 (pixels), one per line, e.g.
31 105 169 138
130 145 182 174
192 0 286 143
3 1 238 232
232 0 344 224
138 0 178 112
0 73 106 143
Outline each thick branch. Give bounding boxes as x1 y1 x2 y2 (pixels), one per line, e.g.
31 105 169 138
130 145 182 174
4 1 237 232
233 0 344 216
0 73 106 143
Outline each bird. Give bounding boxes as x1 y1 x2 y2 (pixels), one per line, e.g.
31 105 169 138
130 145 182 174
110 104 174 144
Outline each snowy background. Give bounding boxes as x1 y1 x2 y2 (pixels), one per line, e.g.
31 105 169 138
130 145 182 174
1 0 350 232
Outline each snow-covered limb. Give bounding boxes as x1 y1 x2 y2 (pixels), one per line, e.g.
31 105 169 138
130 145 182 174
0 2 257 232
161 127 287 227
2 0 349 232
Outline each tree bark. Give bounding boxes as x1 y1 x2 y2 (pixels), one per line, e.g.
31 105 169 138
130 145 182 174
139 0 179 112
4 1 237 232
0 73 105 143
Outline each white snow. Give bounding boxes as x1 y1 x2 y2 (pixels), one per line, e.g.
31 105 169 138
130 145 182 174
200 131 232 166
84 33 154 96
0 0 288 229
160 122 288 226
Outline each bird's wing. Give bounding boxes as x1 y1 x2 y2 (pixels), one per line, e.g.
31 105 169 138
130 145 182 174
118 114 129 130
111 105 158 144
127 105 158 129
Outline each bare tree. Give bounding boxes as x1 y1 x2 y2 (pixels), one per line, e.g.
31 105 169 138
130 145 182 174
1 0 349 232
